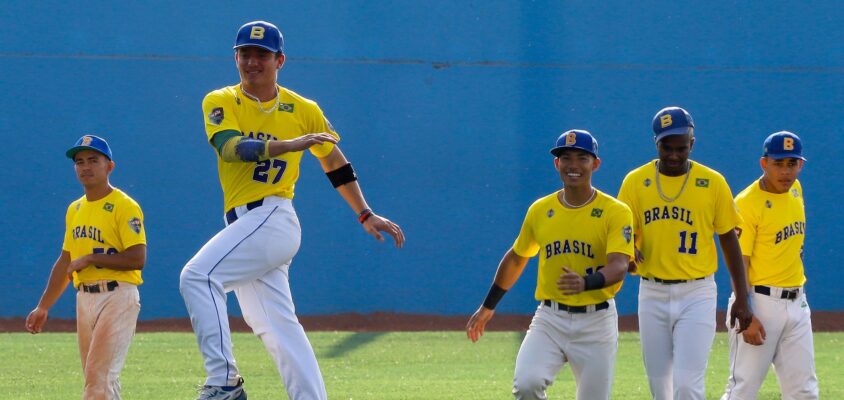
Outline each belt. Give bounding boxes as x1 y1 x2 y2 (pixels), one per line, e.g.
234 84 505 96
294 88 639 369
542 300 609 313
79 280 119 293
225 198 264 225
754 285 800 300
642 276 707 285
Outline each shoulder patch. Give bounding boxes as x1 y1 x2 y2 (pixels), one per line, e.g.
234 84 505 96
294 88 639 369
547 209 554 218
792 188 799 198
75 202 81 211
208 107 224 125
103 203 114 212
128 217 142 234
325 117 335 132
623 226 632 243
695 178 709 187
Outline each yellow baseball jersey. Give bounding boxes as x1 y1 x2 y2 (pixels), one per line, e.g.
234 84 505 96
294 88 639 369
203 84 340 211
512 190 634 306
617 160 741 279
735 179 806 287
62 188 147 288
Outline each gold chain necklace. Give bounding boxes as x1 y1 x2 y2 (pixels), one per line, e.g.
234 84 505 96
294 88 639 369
561 188 596 208
655 161 691 203
241 86 280 114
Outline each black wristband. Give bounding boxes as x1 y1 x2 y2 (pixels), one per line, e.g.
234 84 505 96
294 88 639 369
583 272 606 291
482 283 507 310
326 163 357 188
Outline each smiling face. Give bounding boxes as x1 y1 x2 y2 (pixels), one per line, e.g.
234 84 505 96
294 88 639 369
73 149 113 188
554 148 600 189
235 46 284 90
760 156 803 194
656 134 695 176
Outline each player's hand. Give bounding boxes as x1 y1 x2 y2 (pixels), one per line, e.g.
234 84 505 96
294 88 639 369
741 316 766 346
634 247 644 264
25 307 48 334
66 255 91 279
729 296 754 333
280 133 338 153
466 306 495 343
557 267 585 295
363 213 405 248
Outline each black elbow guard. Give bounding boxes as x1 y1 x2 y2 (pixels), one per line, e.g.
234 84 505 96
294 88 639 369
326 163 357 188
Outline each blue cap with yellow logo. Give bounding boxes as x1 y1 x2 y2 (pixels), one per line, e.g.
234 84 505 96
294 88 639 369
764 131 806 160
67 135 113 161
653 106 695 142
234 21 284 54
550 129 598 158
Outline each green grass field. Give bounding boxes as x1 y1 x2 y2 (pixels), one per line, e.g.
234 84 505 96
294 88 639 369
3 331 841 399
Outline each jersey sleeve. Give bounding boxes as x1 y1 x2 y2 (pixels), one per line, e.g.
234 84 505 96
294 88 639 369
116 199 147 250
713 175 742 235
606 202 635 258
202 91 240 144
734 195 758 257
512 206 540 258
306 103 340 158
61 202 76 252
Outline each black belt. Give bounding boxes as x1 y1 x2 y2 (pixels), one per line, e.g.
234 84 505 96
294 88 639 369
79 280 119 293
542 300 609 313
754 285 800 300
642 276 707 285
225 199 264 225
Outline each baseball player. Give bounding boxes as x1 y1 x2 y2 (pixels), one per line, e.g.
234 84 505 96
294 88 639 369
616 106 754 400
180 21 405 400
25 135 147 400
721 131 818 399
466 130 634 400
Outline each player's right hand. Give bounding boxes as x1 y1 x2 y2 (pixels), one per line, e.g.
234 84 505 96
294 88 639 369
280 133 338 153
466 306 495 343
741 316 766 346
25 307 48 334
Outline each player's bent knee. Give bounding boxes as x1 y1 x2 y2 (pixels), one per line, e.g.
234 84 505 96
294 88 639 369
512 373 550 399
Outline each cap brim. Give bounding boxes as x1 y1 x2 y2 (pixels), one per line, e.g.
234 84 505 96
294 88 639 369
550 146 597 158
654 127 692 142
233 43 281 53
766 153 806 161
66 146 110 160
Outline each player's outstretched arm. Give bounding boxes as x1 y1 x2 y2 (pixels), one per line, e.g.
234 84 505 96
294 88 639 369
719 230 753 332
210 130 338 163
26 251 72 334
467 249 530 342
317 146 404 248
66 244 147 278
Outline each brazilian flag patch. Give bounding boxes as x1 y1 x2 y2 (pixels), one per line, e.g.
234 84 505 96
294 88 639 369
278 103 295 113
103 203 114 212
591 208 603 218
696 178 709 187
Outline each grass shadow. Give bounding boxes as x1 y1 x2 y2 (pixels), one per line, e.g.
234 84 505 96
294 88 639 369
324 332 386 358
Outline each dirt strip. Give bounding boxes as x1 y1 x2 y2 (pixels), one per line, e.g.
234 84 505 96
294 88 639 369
3 311 843 333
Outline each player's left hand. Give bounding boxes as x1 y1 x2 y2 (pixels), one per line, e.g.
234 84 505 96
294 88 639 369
557 267 585 295
729 296 754 333
66 255 91 279
363 213 405 248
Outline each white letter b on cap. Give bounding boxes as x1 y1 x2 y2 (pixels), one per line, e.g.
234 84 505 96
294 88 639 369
250 26 265 39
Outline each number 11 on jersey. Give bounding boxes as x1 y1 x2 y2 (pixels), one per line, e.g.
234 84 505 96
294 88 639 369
678 231 698 254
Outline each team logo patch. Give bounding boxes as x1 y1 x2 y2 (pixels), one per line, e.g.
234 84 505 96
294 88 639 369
644 178 651 187
128 217 142 234
208 107 224 125
591 208 603 218
695 178 709 187
547 209 554 218
278 103 294 113
75 203 81 211
103 203 114 212
792 188 799 198
81 136 93 146
325 117 335 132
623 226 632 244
765 200 772 209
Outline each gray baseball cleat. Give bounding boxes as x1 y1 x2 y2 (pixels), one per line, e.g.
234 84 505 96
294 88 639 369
196 377 247 400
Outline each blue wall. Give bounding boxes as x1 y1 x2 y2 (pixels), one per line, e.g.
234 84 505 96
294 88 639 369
2 1 842 319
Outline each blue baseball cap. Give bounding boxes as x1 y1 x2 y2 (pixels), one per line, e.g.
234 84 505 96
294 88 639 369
550 129 598 158
234 21 284 54
763 131 806 160
67 135 113 161
653 106 695 142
